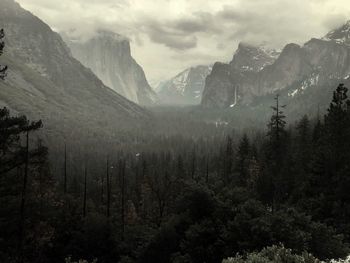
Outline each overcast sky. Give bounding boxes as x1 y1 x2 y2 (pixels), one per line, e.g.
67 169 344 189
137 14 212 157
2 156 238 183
16 0 350 84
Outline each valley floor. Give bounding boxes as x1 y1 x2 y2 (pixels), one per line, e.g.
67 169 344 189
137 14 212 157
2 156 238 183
1 84 350 263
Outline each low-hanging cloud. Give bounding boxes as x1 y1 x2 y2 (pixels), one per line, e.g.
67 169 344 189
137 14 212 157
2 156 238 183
144 22 198 50
15 0 350 82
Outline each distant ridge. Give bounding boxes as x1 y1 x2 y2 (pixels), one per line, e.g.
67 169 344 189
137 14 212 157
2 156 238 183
201 20 350 118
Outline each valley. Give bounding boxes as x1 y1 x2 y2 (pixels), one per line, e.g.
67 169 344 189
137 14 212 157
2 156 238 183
1 0 350 263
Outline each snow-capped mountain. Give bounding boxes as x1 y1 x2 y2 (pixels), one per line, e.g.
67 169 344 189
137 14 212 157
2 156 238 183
323 20 350 46
157 65 212 105
230 42 280 72
201 20 350 112
64 31 158 106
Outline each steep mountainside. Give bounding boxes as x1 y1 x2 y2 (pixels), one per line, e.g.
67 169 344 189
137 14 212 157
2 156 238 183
323 20 350 46
230 42 279 72
0 0 148 141
65 31 157 105
201 22 350 111
157 65 212 105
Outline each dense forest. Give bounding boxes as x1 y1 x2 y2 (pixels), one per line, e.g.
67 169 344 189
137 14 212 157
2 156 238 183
2 26 350 263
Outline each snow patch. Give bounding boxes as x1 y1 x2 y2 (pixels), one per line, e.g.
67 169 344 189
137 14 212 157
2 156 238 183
288 73 319 98
241 65 254 71
288 89 299 97
215 119 229 128
172 69 190 95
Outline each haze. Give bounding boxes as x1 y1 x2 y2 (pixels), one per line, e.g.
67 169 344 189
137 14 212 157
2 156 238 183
16 0 350 84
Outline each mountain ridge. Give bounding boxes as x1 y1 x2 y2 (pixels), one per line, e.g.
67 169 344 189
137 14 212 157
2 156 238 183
0 0 149 142
201 21 350 111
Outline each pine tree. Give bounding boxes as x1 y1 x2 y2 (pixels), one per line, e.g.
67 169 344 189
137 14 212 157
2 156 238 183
267 95 287 150
295 116 311 177
63 143 67 194
0 108 43 175
286 115 312 201
260 94 288 210
224 136 234 183
324 83 350 170
323 84 350 220
83 161 87 217
312 118 323 145
0 37 41 176
106 157 110 217
0 105 44 262
236 134 250 186
0 29 8 80
120 159 126 240
190 148 196 180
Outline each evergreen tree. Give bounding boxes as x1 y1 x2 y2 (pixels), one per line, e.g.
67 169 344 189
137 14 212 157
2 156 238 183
324 83 350 173
259 95 288 210
323 84 350 224
0 29 7 80
267 94 287 151
236 134 250 186
0 108 43 175
292 115 312 198
224 136 234 184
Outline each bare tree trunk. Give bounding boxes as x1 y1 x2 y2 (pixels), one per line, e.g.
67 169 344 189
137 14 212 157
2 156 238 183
157 196 164 226
106 157 110 218
121 160 126 240
206 155 209 184
101 172 104 204
64 143 67 194
191 150 196 180
19 131 29 263
83 163 87 217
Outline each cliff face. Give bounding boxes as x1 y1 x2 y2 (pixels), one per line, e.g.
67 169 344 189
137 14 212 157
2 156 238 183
157 65 212 105
201 22 350 109
230 42 279 72
0 0 148 139
65 31 158 105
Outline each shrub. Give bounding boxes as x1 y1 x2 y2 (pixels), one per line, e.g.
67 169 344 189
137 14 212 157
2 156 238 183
222 245 320 263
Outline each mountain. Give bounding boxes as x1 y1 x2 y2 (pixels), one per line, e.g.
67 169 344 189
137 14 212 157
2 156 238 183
64 31 158 105
0 0 148 142
230 42 280 72
201 21 350 114
157 65 212 105
323 20 350 46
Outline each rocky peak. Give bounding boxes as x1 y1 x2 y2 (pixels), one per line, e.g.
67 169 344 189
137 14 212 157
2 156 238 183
230 42 279 72
323 20 350 46
273 43 303 67
157 65 212 105
201 21 350 110
65 30 157 105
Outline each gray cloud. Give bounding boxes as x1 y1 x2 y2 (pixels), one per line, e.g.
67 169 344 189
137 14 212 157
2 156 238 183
172 12 220 34
174 19 207 33
15 0 350 82
146 25 198 50
135 12 222 50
